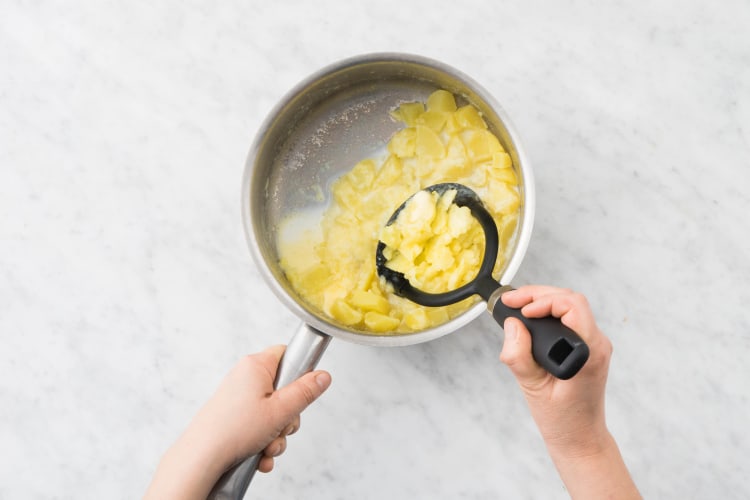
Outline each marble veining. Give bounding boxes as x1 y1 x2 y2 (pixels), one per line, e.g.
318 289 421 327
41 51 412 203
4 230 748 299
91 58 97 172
1 1 749 498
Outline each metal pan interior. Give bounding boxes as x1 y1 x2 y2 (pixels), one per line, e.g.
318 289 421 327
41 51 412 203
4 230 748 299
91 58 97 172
241 53 534 347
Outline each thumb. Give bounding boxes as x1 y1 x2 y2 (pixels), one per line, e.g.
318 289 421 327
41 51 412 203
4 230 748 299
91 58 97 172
499 317 547 385
271 371 332 422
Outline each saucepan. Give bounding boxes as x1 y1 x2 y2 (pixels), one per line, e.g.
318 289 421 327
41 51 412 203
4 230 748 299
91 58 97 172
209 52 535 499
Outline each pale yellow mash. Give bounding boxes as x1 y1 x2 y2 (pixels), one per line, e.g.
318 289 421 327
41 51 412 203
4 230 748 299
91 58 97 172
379 188 483 294
278 90 520 334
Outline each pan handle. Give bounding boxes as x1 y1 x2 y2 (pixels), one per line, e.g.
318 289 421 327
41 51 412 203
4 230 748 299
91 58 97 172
207 324 332 500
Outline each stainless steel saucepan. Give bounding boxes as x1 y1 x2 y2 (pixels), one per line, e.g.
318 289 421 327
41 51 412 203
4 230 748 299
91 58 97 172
208 52 535 499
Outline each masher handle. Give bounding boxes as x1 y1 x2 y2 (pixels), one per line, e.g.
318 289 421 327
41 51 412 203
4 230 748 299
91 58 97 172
490 299 589 380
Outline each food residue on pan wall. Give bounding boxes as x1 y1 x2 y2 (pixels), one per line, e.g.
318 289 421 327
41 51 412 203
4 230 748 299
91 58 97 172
278 90 520 334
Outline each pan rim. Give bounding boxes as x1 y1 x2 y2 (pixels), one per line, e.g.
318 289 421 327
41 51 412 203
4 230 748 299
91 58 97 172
240 52 535 347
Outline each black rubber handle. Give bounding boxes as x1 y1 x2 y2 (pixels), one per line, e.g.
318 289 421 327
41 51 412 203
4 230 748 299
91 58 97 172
491 300 590 380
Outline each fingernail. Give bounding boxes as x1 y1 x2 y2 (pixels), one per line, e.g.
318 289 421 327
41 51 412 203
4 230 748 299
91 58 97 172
504 319 517 340
315 372 331 391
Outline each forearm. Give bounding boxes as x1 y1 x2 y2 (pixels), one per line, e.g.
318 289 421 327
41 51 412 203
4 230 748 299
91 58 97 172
143 431 226 500
547 431 641 500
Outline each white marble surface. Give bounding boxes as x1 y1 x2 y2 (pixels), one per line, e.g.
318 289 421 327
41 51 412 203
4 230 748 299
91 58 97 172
2 1 749 498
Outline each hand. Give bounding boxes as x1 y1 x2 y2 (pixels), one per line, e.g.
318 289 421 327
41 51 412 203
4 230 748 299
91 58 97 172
499 286 611 455
499 286 640 499
144 345 332 500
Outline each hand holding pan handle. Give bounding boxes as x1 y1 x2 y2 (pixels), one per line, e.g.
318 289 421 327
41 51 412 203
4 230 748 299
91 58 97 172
207 324 331 500
376 183 589 380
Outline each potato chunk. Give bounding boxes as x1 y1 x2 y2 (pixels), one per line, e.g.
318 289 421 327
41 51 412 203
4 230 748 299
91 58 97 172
364 312 401 332
349 290 390 314
416 126 446 158
330 300 363 325
426 89 457 112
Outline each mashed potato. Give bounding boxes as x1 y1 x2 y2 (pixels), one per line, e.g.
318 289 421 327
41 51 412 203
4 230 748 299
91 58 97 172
379 188 484 294
278 90 520 334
